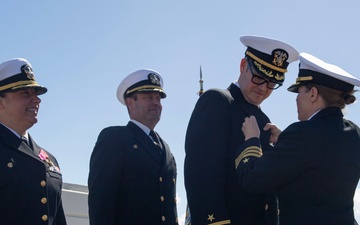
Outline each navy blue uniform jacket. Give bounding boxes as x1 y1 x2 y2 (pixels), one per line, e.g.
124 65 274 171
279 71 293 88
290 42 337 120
0 124 66 225
88 121 178 225
184 83 278 225
236 107 360 225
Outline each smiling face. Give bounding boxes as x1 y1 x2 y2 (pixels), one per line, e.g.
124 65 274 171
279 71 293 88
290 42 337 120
238 58 273 106
125 92 162 130
0 88 41 135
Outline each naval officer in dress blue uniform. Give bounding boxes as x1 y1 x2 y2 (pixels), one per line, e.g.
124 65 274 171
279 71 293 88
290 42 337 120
237 52 360 225
88 69 178 225
184 35 299 225
0 58 67 225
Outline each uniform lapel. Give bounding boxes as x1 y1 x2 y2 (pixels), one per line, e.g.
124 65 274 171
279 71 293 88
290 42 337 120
127 122 163 165
228 83 271 125
28 134 41 157
0 124 40 161
158 136 172 173
228 83 272 150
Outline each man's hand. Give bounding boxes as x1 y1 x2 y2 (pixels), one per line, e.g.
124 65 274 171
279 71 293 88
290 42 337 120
242 115 260 141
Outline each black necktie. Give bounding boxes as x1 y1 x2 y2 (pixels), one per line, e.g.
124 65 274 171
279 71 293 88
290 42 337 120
149 130 163 150
149 130 159 145
20 136 31 149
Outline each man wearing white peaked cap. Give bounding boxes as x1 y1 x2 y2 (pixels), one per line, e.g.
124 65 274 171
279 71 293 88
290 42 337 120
88 69 178 225
185 35 299 225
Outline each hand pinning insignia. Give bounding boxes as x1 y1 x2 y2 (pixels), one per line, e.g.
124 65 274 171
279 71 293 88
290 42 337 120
207 214 215 222
242 158 249 163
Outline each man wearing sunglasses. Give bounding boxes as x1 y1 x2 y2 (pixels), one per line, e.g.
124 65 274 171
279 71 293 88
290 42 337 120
184 35 299 225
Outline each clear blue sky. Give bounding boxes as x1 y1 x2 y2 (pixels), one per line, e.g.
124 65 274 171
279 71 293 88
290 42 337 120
2 0 360 223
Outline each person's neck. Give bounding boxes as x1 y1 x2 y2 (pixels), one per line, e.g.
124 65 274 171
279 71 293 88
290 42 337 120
307 101 326 120
130 119 156 131
0 121 27 137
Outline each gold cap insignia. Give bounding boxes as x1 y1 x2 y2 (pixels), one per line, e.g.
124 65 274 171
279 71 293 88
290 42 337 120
272 49 288 67
148 73 160 86
21 64 35 80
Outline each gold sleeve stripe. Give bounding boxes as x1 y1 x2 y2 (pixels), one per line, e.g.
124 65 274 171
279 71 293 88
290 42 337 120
209 220 231 225
238 146 262 160
235 150 261 167
241 152 262 158
235 146 262 169
246 51 287 73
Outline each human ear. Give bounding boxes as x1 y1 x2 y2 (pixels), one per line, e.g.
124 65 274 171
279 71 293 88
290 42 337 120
310 87 319 100
0 97 5 110
125 97 132 107
240 58 247 73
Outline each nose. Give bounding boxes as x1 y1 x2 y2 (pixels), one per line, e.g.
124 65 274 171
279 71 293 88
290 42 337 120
31 94 41 104
36 96 41 103
153 98 161 105
27 88 41 103
151 94 161 104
